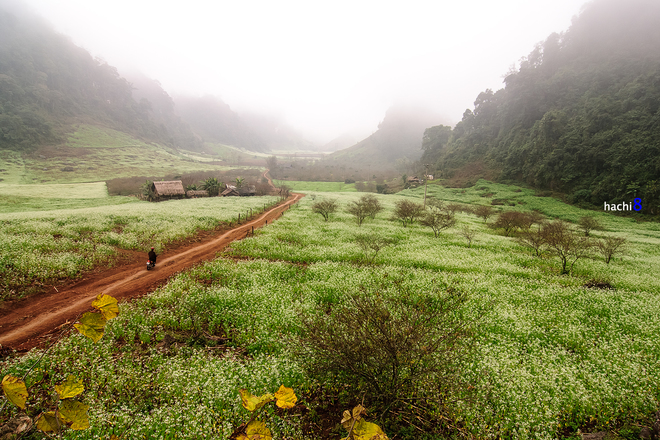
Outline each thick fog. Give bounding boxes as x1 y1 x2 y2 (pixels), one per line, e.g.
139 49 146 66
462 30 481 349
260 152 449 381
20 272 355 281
23 0 586 143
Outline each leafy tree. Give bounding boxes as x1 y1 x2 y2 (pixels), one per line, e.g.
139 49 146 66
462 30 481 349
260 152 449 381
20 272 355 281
391 199 425 227
311 199 338 222
141 180 156 201
200 177 221 197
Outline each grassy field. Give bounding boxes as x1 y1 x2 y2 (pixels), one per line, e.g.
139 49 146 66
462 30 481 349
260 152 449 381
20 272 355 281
0 196 280 300
0 125 265 185
1 182 659 439
273 180 357 192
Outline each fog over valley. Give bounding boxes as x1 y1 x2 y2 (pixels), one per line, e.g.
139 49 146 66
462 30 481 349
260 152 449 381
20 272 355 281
18 0 586 144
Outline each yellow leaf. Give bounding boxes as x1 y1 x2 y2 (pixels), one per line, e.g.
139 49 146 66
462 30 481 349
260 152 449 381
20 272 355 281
2 375 28 409
273 385 297 409
110 436 120 440
74 312 107 343
59 400 90 430
54 375 84 400
36 411 59 432
353 419 389 440
238 389 273 412
341 405 366 431
244 420 272 440
92 294 119 320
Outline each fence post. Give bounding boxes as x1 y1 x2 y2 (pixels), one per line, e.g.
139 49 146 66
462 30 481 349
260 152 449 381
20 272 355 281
238 213 241 223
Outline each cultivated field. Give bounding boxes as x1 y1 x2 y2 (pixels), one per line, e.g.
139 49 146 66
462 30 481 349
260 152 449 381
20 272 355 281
0 195 280 300
1 181 659 439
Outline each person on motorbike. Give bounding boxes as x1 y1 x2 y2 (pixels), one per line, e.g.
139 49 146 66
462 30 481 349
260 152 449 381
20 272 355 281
148 247 157 265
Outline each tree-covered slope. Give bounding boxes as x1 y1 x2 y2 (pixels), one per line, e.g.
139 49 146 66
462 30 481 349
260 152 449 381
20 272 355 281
422 0 660 212
0 1 199 151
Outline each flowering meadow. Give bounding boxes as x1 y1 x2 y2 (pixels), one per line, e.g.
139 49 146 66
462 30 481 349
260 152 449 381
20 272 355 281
0 196 279 300
2 182 660 439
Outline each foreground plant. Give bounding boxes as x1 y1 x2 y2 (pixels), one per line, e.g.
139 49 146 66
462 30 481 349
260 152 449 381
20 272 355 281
1 294 119 436
340 404 389 440
230 385 298 440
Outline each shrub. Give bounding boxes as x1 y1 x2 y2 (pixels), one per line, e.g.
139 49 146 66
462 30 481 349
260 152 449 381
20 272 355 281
472 205 495 223
542 220 594 274
311 199 339 222
354 233 396 264
296 280 471 410
578 216 603 236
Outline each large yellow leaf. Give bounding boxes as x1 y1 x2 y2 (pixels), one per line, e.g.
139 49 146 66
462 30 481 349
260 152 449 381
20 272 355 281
74 312 107 343
36 411 59 432
352 419 389 440
54 375 84 400
273 385 297 409
92 294 119 320
236 420 272 440
2 375 28 409
59 400 90 430
238 389 273 412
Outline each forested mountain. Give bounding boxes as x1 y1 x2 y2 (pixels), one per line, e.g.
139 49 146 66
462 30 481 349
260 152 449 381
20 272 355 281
332 105 441 168
174 95 314 152
0 1 199 151
421 0 660 211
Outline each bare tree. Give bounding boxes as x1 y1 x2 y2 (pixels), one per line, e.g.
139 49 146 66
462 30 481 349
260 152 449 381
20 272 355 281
420 203 456 237
578 216 602 237
354 233 396 264
473 205 495 223
459 225 477 247
597 236 627 264
278 185 291 199
542 220 594 274
391 199 425 227
311 199 338 222
492 211 526 236
516 224 546 257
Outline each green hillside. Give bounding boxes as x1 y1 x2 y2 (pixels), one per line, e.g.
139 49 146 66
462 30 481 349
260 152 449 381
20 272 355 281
421 0 660 214
0 2 200 153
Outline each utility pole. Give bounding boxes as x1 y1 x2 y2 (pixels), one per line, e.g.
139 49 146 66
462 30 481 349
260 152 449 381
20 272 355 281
423 164 429 209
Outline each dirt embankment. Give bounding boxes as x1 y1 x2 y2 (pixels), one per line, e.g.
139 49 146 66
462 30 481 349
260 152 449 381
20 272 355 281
0 190 302 351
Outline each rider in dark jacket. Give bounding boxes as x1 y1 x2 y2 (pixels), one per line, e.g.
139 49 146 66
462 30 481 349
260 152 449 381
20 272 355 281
148 247 157 264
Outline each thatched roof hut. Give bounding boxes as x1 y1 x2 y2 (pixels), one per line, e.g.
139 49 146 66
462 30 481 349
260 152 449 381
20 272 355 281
152 181 185 198
186 190 209 198
221 187 240 197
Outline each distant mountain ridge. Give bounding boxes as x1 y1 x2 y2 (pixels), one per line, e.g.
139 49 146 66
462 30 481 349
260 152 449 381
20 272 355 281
420 0 660 212
331 105 443 168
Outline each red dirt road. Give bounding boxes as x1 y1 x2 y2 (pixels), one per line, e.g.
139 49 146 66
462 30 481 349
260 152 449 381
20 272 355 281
0 192 303 351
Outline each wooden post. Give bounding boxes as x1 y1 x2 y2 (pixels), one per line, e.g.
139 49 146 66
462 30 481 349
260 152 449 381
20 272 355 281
238 213 241 223
251 226 254 235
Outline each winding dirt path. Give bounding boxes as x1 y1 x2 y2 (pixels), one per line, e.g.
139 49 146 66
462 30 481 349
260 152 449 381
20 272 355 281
0 189 302 351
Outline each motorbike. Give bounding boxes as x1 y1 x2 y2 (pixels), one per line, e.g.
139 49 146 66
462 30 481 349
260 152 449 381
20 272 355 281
146 260 156 270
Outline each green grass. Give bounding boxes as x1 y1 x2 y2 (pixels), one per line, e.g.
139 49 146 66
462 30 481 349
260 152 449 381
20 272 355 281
67 124 151 149
1 182 659 439
0 182 108 198
273 180 357 192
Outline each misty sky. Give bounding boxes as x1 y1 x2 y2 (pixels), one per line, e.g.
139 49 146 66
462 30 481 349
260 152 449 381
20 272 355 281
23 0 588 143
